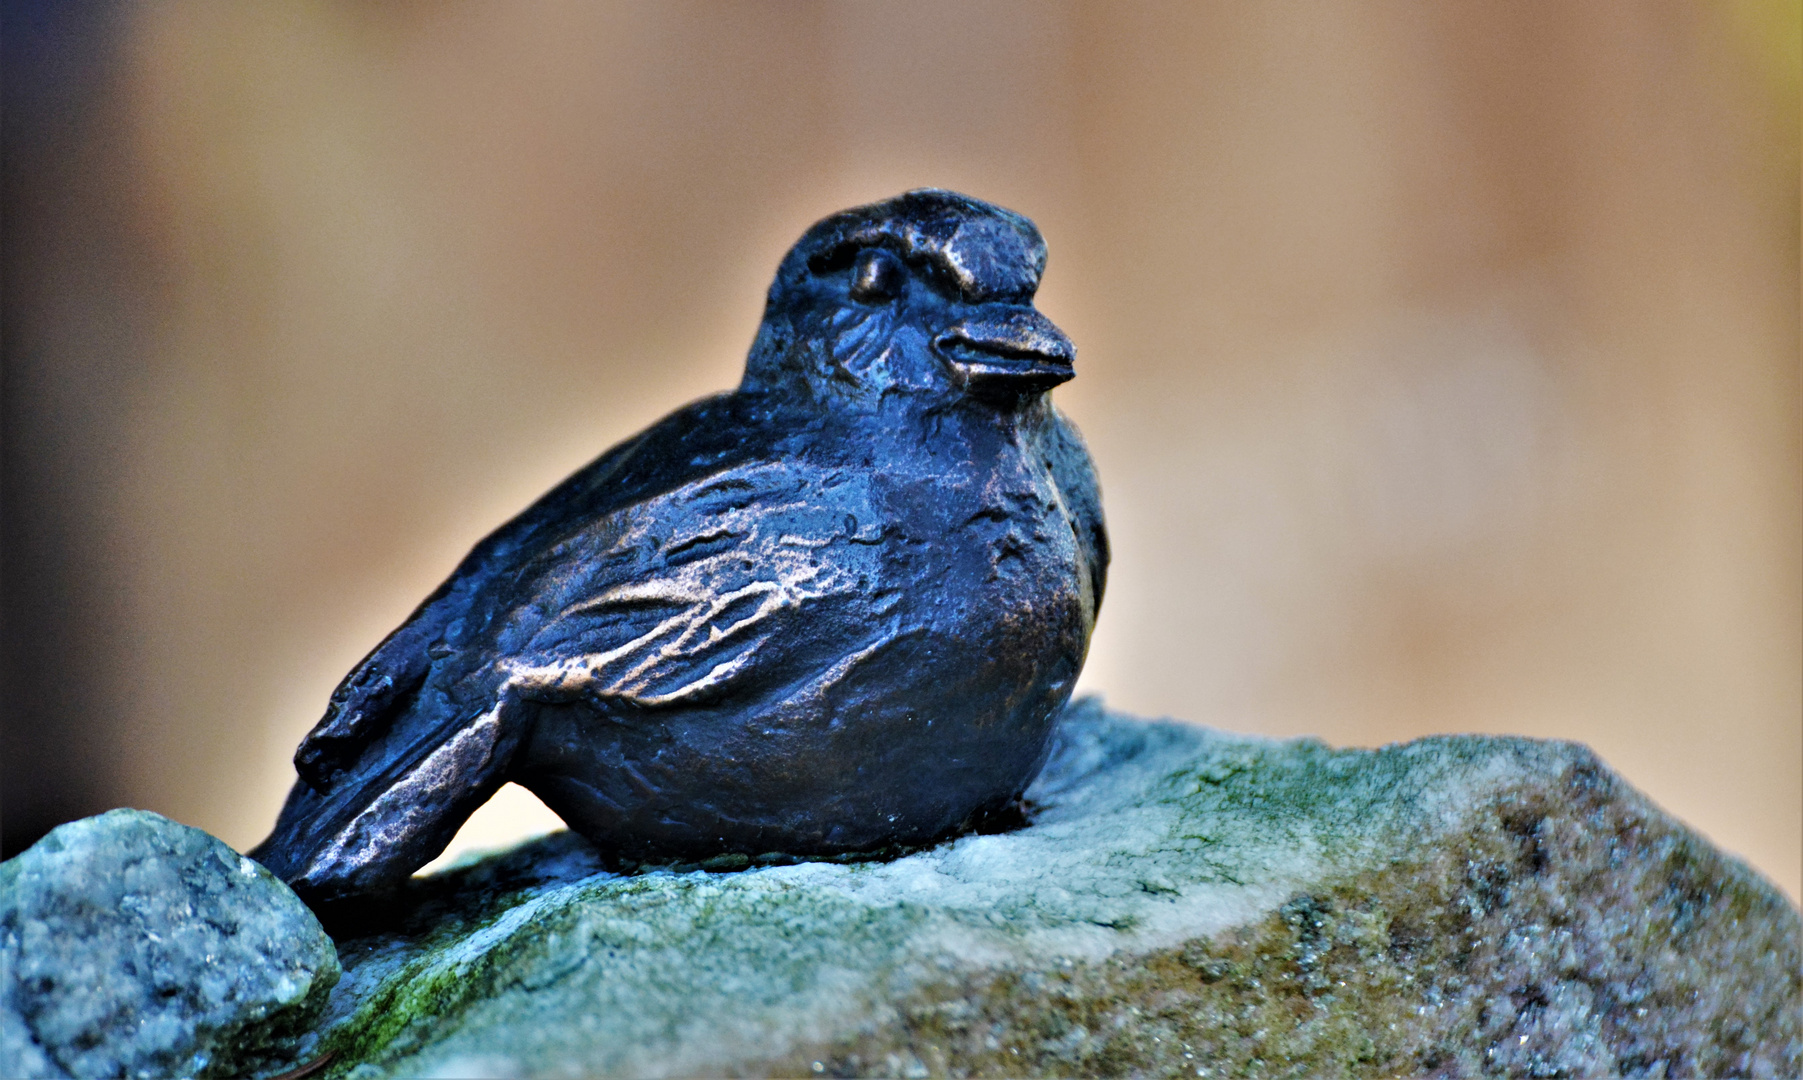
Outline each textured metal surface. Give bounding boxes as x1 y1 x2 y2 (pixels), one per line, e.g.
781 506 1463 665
250 190 1108 905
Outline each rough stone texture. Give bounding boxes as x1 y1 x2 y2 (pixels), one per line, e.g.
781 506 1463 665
0 809 341 1079
297 702 1800 1078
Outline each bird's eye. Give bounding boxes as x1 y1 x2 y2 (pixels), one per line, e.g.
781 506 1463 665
849 248 907 304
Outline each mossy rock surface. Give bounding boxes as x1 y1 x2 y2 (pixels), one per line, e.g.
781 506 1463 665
299 702 1799 1078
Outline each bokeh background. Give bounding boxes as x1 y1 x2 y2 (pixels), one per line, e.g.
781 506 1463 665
5 1 1797 899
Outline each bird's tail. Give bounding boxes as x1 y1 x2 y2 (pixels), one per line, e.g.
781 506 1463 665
249 692 528 911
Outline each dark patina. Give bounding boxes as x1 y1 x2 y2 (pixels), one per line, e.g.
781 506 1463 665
252 190 1108 905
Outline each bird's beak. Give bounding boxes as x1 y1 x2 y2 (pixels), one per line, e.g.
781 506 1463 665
933 307 1076 396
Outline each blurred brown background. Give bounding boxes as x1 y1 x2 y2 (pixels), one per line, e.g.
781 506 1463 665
5 1 1797 899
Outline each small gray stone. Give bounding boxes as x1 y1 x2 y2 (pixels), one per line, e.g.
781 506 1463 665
305 701 1800 1078
1 809 340 1079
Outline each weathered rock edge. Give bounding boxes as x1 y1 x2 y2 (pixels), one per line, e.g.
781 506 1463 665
293 701 1799 1078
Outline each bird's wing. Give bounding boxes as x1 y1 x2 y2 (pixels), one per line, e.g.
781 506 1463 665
256 429 890 902
495 457 888 713
293 393 746 789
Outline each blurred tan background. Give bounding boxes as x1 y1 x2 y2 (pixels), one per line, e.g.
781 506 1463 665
4 1 1797 899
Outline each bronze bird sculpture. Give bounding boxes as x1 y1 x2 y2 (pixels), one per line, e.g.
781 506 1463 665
251 190 1108 906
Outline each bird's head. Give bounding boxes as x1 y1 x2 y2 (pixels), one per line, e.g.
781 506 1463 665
742 190 1076 412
